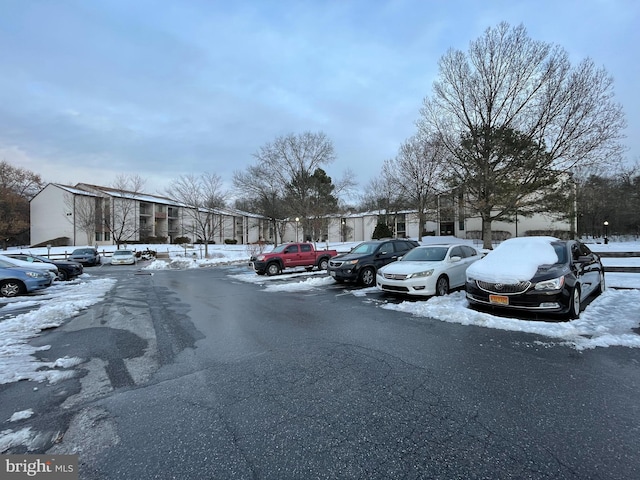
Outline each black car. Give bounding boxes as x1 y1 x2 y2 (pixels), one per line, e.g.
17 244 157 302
69 248 101 266
4 253 84 281
328 239 420 287
465 238 605 319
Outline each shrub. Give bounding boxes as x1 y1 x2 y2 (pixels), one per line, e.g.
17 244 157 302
224 238 238 244
173 236 190 245
372 221 393 239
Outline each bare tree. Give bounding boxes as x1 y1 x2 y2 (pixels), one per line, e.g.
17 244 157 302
236 131 355 241
233 164 286 245
64 192 98 245
383 135 447 238
0 161 44 247
418 22 627 248
168 172 228 257
103 174 146 247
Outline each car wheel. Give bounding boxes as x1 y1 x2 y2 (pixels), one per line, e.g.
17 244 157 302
359 267 375 287
435 276 449 296
0 280 24 298
266 263 281 276
58 270 69 281
569 286 581 320
597 270 605 295
318 258 329 271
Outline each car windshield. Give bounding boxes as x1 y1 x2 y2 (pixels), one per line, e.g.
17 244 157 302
0 258 17 268
114 250 133 256
350 242 377 254
401 246 448 262
73 249 94 255
552 243 568 264
271 244 290 253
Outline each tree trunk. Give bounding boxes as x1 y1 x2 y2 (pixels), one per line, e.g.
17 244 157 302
482 214 493 250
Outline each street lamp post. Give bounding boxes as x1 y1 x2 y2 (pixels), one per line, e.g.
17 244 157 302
604 221 609 244
295 217 299 242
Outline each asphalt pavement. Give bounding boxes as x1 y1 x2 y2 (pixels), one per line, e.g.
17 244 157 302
2 264 640 479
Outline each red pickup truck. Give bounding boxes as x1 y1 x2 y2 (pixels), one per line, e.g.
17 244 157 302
250 242 338 276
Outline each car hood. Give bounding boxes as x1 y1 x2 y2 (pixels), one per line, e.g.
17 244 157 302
380 261 444 275
530 264 571 282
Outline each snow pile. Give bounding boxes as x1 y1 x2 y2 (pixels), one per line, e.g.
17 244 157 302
0 278 116 384
466 236 559 283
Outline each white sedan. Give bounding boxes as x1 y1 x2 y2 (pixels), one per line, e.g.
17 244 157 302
376 244 481 296
110 249 136 265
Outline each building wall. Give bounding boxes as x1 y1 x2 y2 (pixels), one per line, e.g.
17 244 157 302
30 185 77 246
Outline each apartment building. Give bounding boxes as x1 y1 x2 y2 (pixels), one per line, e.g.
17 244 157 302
30 183 268 247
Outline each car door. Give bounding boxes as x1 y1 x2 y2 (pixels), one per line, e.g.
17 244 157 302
573 241 602 296
282 244 300 268
299 243 315 266
374 241 397 269
447 246 468 287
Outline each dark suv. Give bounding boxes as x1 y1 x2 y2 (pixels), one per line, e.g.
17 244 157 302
328 239 419 287
70 247 101 266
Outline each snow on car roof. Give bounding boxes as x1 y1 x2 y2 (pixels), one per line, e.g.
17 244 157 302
466 236 560 284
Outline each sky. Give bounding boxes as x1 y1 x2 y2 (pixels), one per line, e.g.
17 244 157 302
1 238 640 451
0 0 638 198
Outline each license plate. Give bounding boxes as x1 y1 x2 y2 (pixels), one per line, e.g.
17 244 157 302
489 295 509 305
329 271 336 277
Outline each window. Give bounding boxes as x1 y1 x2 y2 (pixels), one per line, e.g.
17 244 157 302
285 245 299 254
450 246 464 258
379 242 394 254
301 244 312 252
461 246 477 257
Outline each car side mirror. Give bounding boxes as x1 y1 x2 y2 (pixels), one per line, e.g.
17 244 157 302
450 256 462 263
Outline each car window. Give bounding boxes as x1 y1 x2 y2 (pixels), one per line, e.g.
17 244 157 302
379 242 394 254
285 245 299 253
394 241 412 253
300 244 312 252
450 246 464 258
402 247 447 261
461 246 477 257
577 242 593 256
351 243 375 254
552 243 568 264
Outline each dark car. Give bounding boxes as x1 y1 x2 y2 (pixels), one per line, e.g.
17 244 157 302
328 239 420 287
4 253 83 281
69 248 101 266
465 237 605 319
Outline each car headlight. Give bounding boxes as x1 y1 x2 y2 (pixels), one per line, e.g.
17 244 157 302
407 269 434 279
343 259 359 265
256 255 265 261
25 271 43 278
535 276 565 291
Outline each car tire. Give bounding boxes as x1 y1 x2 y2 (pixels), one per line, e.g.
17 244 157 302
435 276 449 296
359 267 375 287
58 270 69 281
569 286 581 320
0 280 24 298
318 258 329 271
266 263 281 276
